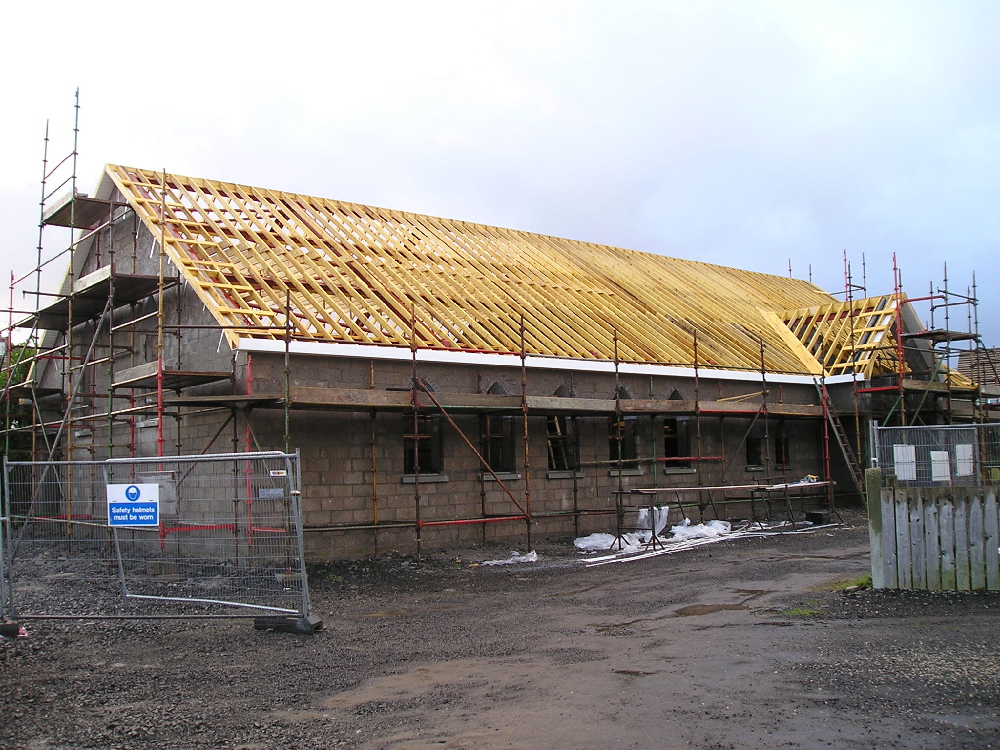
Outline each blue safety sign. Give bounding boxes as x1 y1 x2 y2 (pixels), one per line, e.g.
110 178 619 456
107 483 160 527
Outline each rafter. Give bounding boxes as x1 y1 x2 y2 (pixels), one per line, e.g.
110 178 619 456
107 165 841 373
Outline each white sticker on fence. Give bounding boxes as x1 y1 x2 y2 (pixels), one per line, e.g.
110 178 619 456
954 443 975 477
893 444 917 481
107 483 160 527
930 451 951 482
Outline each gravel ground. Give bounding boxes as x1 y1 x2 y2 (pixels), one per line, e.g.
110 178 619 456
2 513 998 750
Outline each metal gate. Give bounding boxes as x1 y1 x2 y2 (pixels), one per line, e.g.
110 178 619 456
1 452 311 623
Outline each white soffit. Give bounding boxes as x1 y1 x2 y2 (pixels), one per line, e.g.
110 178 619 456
236 338 860 386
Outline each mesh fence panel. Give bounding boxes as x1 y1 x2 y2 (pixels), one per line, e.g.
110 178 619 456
1 452 308 620
873 424 1000 488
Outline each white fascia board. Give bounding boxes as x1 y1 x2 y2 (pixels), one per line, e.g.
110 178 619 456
236 338 860 386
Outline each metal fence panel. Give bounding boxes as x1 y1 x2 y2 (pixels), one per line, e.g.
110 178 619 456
873 423 1000 487
0 462 8 621
1 452 308 620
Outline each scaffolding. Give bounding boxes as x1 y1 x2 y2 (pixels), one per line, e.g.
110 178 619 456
3 262 838 559
851 256 996 431
1 99 232 469
2 252 842 558
782 250 999 475
3 99 994 558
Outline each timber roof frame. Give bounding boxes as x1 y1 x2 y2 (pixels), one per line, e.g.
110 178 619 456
103 165 922 378
781 295 901 378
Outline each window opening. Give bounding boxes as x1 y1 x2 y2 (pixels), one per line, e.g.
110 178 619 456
774 421 789 468
482 414 516 474
547 416 578 471
663 418 690 469
404 414 442 474
609 416 639 468
746 422 765 469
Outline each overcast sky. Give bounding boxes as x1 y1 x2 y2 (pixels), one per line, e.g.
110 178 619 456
2 1 998 347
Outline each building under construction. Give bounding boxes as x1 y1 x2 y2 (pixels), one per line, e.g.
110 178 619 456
4 153 999 558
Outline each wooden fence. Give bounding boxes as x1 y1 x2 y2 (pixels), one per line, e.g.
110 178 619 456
866 469 1000 590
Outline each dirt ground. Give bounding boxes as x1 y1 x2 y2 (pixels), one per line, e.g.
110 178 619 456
2 513 999 750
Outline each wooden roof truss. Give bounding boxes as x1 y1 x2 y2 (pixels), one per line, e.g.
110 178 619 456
781 295 903 378
108 165 861 374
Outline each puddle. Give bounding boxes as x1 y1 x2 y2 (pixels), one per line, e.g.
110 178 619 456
674 603 748 617
922 713 1000 730
613 669 658 677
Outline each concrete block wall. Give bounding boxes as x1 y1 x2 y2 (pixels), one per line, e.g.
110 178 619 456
237 353 833 559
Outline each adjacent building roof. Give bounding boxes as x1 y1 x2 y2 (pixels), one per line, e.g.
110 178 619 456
957 347 1000 385
104 165 904 376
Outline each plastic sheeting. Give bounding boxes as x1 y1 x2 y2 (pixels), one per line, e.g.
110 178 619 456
574 513 733 552
481 550 539 566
